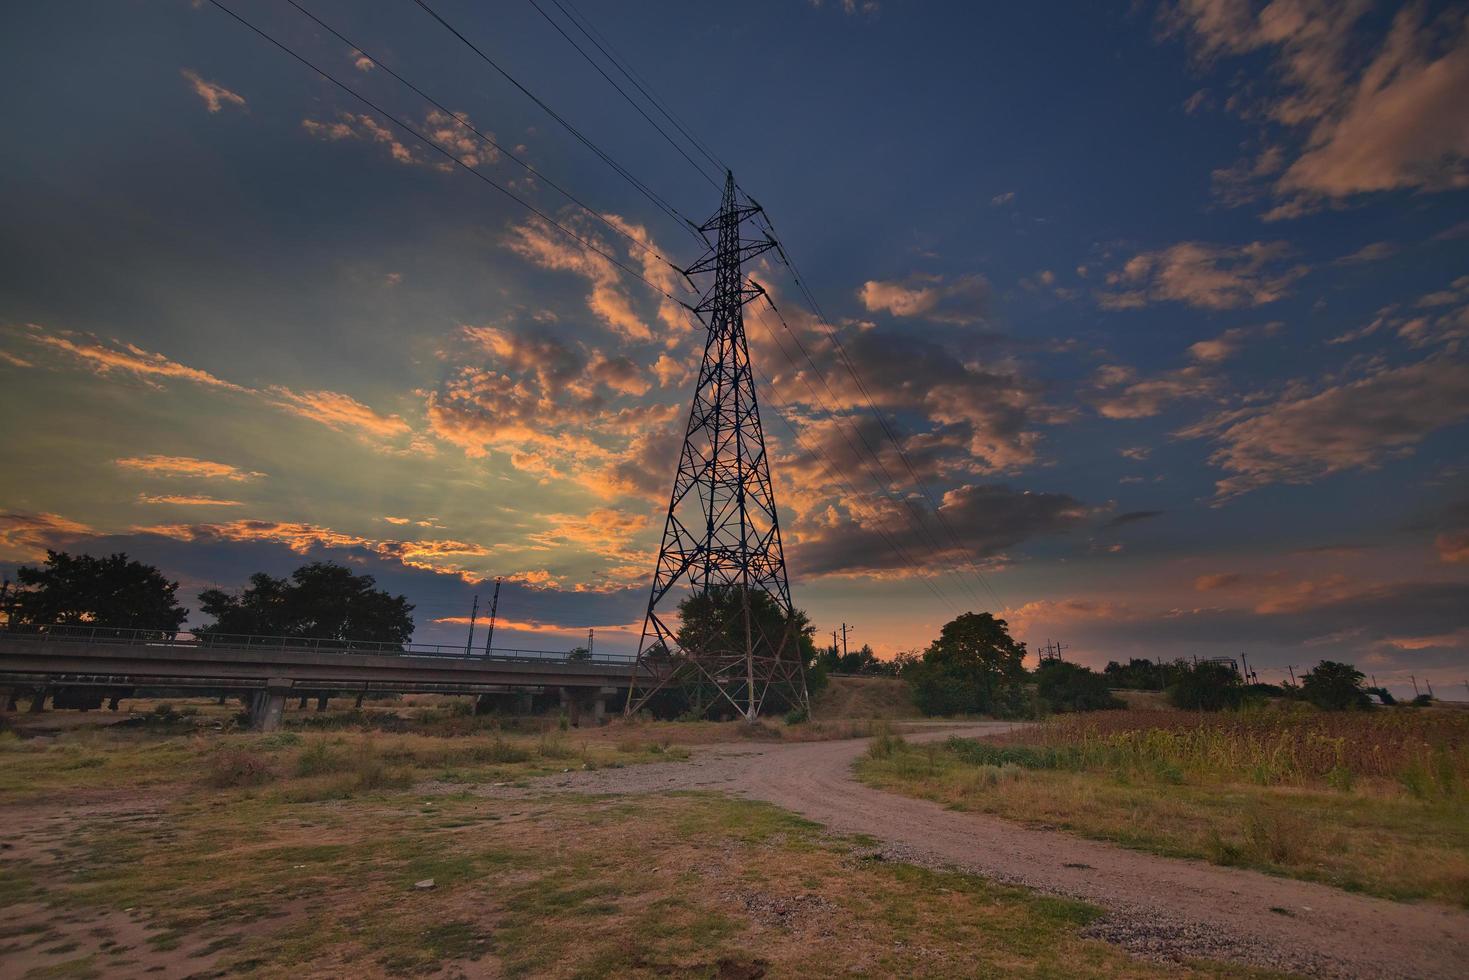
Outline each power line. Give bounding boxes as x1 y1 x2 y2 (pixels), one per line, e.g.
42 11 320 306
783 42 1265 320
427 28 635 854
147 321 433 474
553 0 728 174
523 0 721 188
282 0 688 275
204 0 687 307
409 0 705 242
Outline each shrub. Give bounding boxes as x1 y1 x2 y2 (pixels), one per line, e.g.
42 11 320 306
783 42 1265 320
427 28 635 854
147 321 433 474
1301 660 1369 711
783 706 809 725
1034 662 1123 714
1166 662 1245 711
207 747 277 788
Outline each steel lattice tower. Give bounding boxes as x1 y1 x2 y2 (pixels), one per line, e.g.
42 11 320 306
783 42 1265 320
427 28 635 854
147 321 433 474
625 172 810 721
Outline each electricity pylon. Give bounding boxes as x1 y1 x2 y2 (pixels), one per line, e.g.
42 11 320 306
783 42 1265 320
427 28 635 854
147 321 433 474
625 172 809 722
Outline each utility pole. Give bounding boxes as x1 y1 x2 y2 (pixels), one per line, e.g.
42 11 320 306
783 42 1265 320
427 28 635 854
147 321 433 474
588 627 595 659
1239 652 1253 684
840 623 853 660
1426 679 1434 699
831 629 838 659
1411 675 1420 697
1286 664 1298 687
464 593 479 657
482 577 501 656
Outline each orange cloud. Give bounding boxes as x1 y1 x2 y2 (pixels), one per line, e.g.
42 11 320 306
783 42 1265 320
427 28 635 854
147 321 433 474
138 495 244 507
266 386 412 441
180 69 245 114
0 512 96 561
1098 242 1307 310
1437 530 1469 564
115 455 265 481
27 327 246 391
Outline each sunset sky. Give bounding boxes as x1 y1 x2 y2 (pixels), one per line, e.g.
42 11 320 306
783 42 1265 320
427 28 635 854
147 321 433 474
2 1 1466 696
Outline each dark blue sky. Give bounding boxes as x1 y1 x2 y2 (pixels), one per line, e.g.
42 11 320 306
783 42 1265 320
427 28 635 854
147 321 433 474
2 0 1466 696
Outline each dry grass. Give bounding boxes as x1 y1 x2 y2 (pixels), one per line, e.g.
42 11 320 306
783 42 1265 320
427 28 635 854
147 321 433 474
0 727 1279 979
858 706 1469 906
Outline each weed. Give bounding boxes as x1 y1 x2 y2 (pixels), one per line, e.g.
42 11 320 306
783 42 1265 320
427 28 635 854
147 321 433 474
206 747 277 788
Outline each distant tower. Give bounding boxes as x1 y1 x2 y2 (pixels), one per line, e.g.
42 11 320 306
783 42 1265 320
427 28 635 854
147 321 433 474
625 173 808 721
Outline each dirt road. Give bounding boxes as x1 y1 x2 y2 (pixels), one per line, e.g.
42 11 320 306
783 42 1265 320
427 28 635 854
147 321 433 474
462 723 1469 978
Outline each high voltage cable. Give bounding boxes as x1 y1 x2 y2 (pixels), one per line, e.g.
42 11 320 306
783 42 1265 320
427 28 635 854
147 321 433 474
505 0 1002 611
203 0 688 308
408 0 706 243
553 0 728 175
282 0 689 276
523 0 722 189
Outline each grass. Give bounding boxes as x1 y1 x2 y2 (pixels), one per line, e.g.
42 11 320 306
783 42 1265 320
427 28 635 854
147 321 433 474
856 707 1469 906
0 728 1281 979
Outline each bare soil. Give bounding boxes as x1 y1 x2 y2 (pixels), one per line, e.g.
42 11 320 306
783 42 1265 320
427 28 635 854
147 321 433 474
433 722 1469 979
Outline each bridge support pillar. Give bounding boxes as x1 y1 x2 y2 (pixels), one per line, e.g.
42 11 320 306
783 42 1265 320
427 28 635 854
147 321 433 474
250 678 292 732
29 687 47 714
518 692 534 714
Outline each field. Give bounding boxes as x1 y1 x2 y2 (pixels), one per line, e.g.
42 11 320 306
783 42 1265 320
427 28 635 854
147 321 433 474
857 706 1469 906
0 699 1279 979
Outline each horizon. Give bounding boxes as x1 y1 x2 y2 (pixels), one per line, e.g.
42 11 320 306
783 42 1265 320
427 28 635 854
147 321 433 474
2 0 1467 702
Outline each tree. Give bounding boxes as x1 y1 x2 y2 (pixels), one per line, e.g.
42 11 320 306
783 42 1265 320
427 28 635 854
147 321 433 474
567 646 592 661
1301 660 1369 711
1035 661 1122 713
1166 661 1244 711
667 586 821 717
10 551 187 636
197 562 413 645
1103 658 1179 691
906 612 1027 717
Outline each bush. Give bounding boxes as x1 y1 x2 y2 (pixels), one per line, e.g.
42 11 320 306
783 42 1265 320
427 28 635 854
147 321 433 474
207 747 277 788
1034 662 1123 713
1167 662 1245 711
1301 661 1369 711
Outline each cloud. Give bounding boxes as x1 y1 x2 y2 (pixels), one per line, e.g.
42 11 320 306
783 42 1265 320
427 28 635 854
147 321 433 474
1161 2 1469 217
1333 241 1400 265
1194 572 1246 591
506 214 688 343
858 273 991 323
135 520 495 582
18 325 425 453
137 495 244 507
791 482 1089 578
1103 510 1164 529
1437 530 1469 563
23 326 246 391
990 191 1016 206
808 0 880 16
266 386 412 441
302 108 498 171
180 69 245 114
1098 241 1307 310
1088 363 1218 419
1182 356 1469 498
115 456 265 482
0 512 96 561
1187 321 1283 363
427 322 676 477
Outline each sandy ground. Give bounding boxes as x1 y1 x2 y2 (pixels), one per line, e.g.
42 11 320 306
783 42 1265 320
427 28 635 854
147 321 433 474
431 722 1469 979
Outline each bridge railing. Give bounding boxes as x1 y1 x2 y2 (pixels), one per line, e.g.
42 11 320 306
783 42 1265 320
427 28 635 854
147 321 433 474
0 622 636 666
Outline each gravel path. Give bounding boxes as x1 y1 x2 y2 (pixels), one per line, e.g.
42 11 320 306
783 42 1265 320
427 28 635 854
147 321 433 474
437 724 1469 978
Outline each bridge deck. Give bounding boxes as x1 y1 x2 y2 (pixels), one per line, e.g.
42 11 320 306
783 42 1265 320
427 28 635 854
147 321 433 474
0 632 645 696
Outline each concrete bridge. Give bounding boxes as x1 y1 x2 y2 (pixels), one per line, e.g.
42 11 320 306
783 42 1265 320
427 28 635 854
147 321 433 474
0 626 645 730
